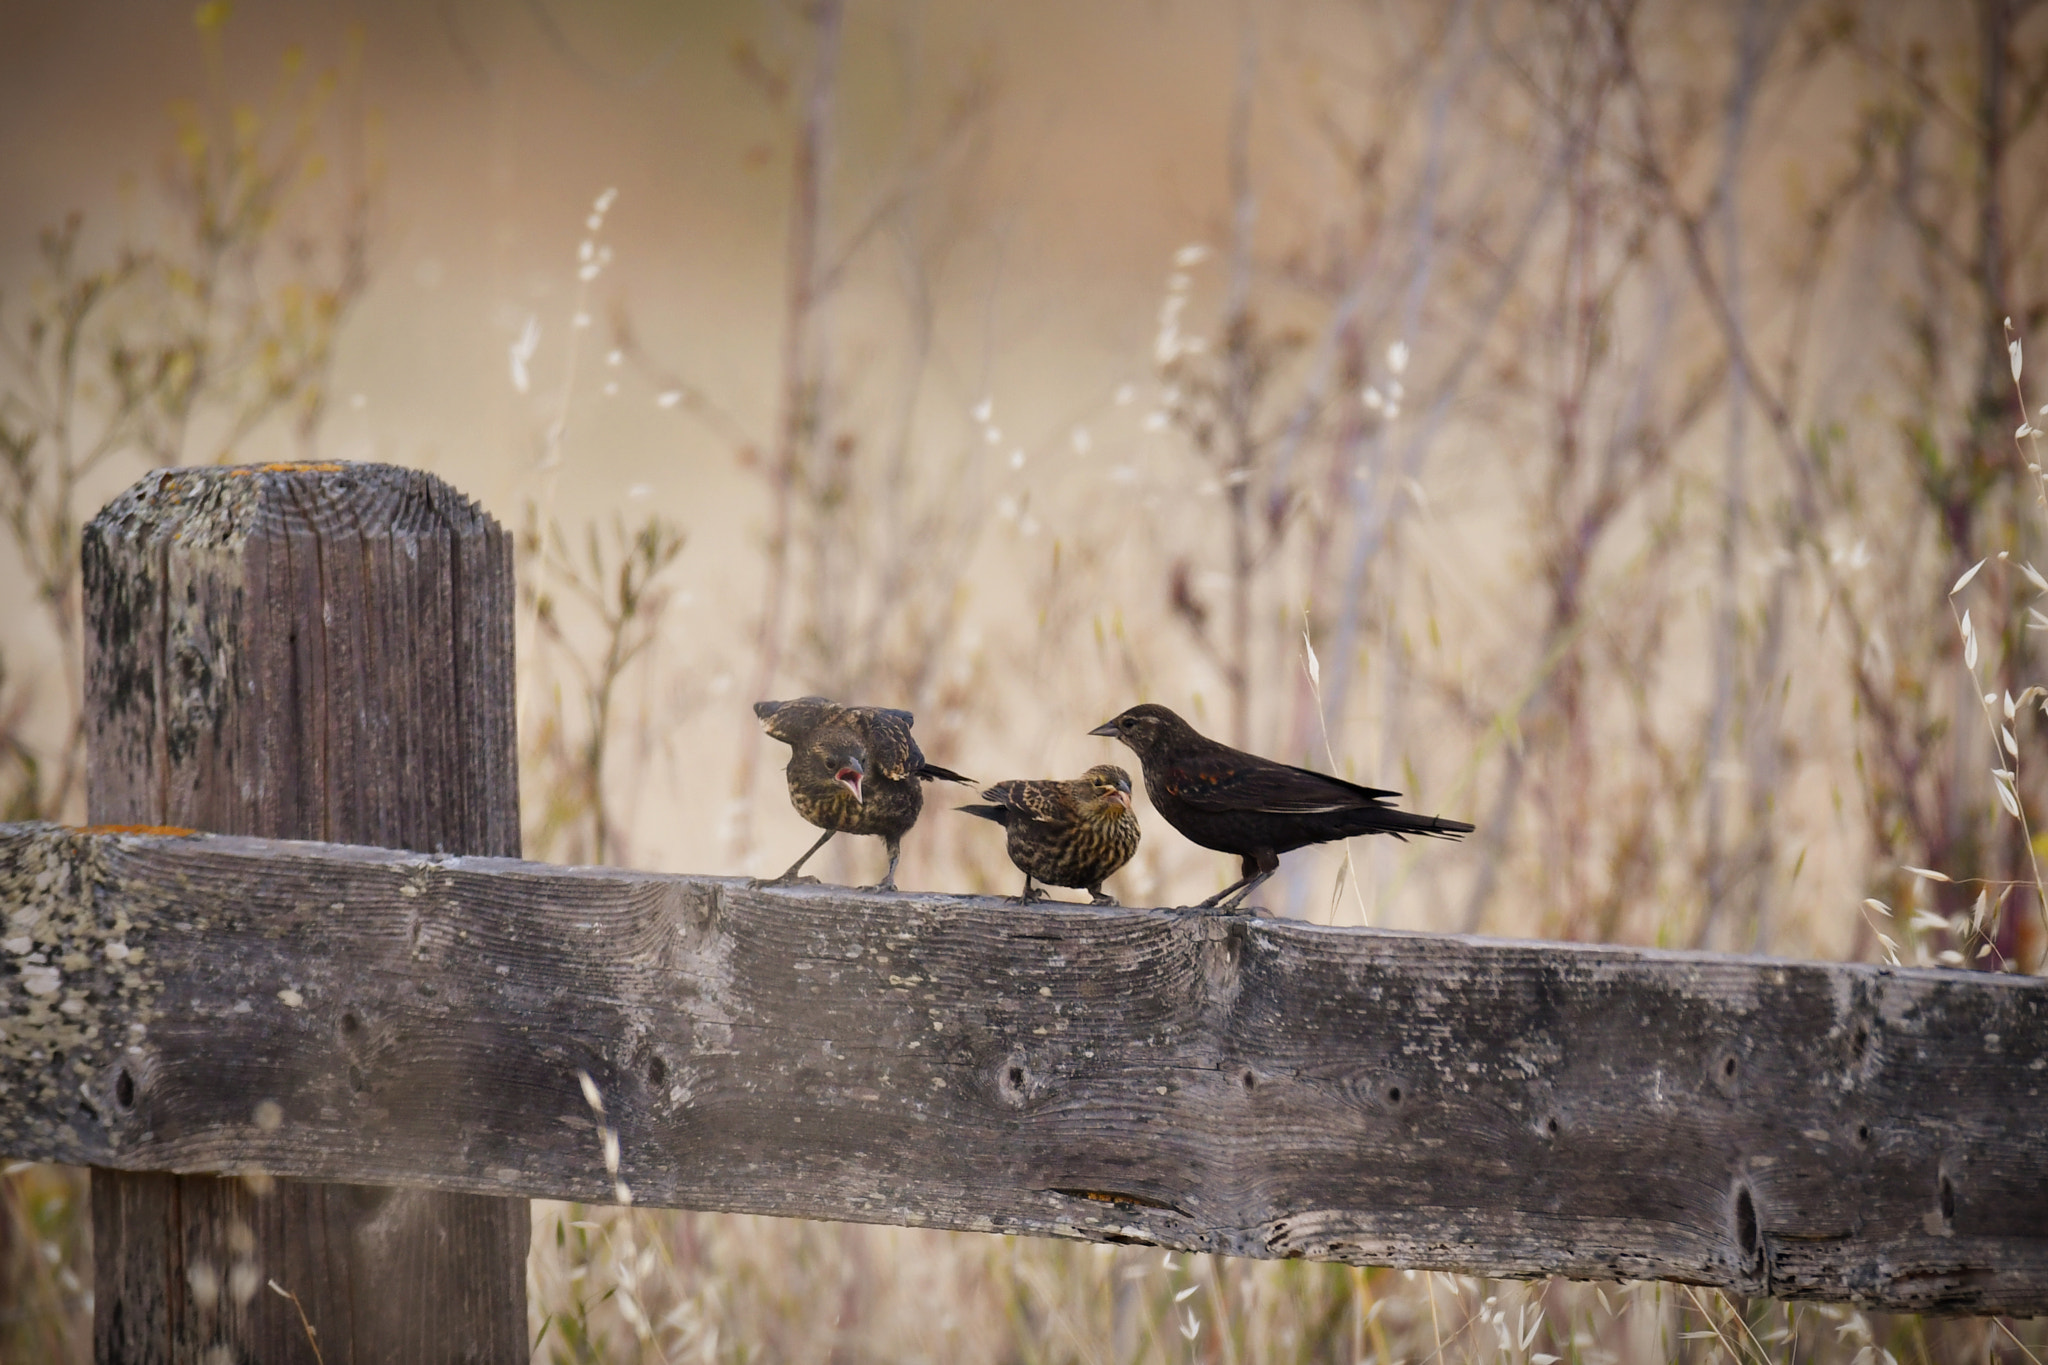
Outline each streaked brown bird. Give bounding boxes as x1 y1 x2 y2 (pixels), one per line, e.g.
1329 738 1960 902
960 764 1141 905
1090 703 1470 909
755 696 971 891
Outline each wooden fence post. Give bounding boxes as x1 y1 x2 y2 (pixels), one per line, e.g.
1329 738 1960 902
81 463 528 1363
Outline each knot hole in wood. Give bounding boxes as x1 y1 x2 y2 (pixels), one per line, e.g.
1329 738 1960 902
1731 1179 1765 1284
1711 1047 1743 1098
996 1050 1034 1108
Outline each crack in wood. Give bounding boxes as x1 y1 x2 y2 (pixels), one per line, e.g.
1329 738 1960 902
1050 1189 1190 1215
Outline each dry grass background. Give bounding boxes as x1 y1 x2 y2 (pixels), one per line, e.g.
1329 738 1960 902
4 0 2048 1359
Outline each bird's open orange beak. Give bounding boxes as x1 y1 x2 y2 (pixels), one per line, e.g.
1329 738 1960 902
836 765 864 803
1108 789 1131 810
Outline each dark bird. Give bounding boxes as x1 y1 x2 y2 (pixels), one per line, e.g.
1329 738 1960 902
1089 703 1470 909
755 696 971 891
960 764 1141 905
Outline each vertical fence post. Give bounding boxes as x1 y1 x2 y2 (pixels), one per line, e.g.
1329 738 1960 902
82 464 528 1362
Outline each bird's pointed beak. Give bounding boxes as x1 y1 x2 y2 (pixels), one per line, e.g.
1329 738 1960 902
1108 789 1131 811
1088 720 1120 738
836 761 864 804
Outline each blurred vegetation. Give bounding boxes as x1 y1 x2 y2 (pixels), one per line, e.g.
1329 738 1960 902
4 0 2048 1361
520 505 688 866
529 1202 2048 1365
0 2 369 826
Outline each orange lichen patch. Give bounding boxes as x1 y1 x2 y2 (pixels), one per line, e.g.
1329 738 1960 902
226 461 345 476
1060 1189 1177 1210
78 824 200 837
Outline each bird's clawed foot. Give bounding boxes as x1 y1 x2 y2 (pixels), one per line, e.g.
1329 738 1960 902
1188 886 1272 916
1087 889 1119 906
752 872 823 888
767 829 838 886
1197 867 1274 912
865 843 907 894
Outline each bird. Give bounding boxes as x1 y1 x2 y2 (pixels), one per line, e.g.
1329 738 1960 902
960 764 1141 905
755 696 971 891
1089 703 1470 910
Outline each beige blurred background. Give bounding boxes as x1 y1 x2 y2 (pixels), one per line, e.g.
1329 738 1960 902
4 0 1505 914
0 0 1368 875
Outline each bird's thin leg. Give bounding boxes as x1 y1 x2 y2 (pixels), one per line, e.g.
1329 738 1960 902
868 836 903 893
1087 884 1118 906
1212 867 1276 910
1195 872 1255 909
1018 874 1049 902
1204 852 1280 910
771 828 836 884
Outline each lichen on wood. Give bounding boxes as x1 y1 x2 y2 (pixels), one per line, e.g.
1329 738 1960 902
0 825 170 1155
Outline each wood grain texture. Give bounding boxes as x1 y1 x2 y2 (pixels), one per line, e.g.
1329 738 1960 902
5 826 2046 1316
79 463 526 1364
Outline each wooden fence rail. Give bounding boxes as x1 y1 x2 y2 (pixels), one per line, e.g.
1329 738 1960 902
10 461 2047 1364
4 822 2048 1317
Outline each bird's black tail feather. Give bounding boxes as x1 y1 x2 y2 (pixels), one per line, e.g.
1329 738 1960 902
918 763 975 785
1369 808 1473 841
957 802 1010 825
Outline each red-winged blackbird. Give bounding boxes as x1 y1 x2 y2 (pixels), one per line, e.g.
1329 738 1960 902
755 696 971 891
960 764 1141 905
1090 703 1470 909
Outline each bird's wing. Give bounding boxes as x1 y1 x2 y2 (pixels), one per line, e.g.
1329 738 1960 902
982 779 1074 825
755 696 840 745
1156 758 1402 814
850 707 921 779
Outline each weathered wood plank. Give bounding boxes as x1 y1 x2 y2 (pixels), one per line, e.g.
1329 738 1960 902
80 463 526 1364
4 825 2045 1315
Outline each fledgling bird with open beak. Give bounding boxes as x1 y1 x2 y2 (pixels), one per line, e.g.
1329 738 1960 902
754 696 971 891
960 764 1141 905
1091 703 1471 910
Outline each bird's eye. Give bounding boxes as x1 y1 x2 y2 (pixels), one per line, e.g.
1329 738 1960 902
1119 717 1134 729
